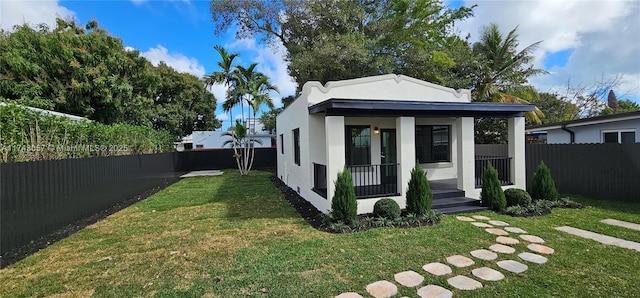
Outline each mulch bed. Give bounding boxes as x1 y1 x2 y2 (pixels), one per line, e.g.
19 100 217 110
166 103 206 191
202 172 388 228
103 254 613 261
0 178 179 269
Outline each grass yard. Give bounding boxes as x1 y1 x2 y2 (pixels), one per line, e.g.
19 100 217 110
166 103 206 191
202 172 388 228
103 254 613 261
2 170 640 297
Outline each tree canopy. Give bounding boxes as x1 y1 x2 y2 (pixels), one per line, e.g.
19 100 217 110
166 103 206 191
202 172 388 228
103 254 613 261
0 19 219 139
210 0 474 91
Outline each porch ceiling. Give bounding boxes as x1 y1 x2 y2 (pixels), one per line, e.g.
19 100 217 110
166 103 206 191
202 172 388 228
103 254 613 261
308 98 536 118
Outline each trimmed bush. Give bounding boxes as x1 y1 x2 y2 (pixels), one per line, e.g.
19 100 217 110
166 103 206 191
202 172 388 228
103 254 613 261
373 198 401 219
504 188 532 207
330 168 358 224
480 162 506 212
405 164 432 215
530 161 558 201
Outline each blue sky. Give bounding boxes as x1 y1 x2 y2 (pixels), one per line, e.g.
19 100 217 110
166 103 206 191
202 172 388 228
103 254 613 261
2 0 639 130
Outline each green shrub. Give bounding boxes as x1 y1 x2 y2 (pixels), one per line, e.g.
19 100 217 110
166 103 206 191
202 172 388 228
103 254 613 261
480 162 506 212
530 161 558 201
557 197 583 209
504 188 532 207
419 210 441 224
406 164 432 215
330 168 358 224
373 198 401 219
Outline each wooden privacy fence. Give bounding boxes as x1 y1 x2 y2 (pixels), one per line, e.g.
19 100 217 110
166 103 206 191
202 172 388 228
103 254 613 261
1 148 277 255
476 143 640 201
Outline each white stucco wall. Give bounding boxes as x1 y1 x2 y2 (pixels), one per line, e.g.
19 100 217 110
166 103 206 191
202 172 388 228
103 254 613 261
546 118 640 144
301 74 471 105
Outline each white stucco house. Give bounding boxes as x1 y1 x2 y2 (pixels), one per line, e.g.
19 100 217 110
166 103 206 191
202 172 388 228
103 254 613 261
176 118 276 151
526 111 640 144
276 74 535 214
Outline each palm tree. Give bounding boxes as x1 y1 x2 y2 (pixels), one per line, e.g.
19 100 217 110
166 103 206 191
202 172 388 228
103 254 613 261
203 45 239 128
472 23 546 123
222 119 262 175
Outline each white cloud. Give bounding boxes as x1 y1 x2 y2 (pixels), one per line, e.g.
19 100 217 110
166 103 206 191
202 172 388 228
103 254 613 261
216 112 228 122
226 37 298 104
138 45 206 77
1 0 75 31
458 0 640 101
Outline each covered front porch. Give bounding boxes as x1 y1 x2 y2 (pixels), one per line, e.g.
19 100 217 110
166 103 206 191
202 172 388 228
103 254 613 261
308 99 533 214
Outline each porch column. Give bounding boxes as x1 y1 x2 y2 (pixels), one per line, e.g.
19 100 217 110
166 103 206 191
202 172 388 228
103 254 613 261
508 116 526 188
325 116 345 206
456 117 475 195
396 117 415 201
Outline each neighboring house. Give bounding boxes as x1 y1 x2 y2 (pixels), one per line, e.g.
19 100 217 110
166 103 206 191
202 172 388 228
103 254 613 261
276 74 535 214
525 111 640 144
176 118 275 151
0 102 89 122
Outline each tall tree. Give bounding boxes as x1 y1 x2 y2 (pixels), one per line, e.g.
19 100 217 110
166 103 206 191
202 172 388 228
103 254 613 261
607 89 619 112
210 0 474 90
0 18 219 138
471 23 546 123
203 45 239 126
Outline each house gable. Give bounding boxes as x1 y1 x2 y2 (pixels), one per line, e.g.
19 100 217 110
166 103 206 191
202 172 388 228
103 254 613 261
300 74 471 105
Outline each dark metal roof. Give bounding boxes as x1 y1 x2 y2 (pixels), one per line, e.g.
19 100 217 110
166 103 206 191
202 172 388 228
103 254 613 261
308 98 536 118
526 110 640 131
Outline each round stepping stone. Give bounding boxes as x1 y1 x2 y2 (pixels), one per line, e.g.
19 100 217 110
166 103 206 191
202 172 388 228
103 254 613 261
446 255 475 268
489 243 516 254
488 220 510 226
470 249 498 261
485 228 509 236
520 234 545 243
417 285 452 298
394 270 424 287
471 222 493 228
335 293 364 298
504 227 527 234
456 216 475 222
447 275 483 290
471 267 505 281
496 236 520 245
497 260 528 273
472 215 491 220
422 262 452 276
518 252 548 264
527 243 555 255
366 280 398 298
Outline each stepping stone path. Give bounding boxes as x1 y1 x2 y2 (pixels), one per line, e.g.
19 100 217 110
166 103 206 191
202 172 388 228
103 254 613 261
446 255 475 268
485 228 509 236
470 249 498 261
488 220 510 226
394 270 424 287
520 235 545 243
472 267 505 281
489 243 516 254
471 222 493 228
365 280 397 298
497 260 528 273
336 218 557 297
335 293 364 298
447 275 483 290
422 262 452 276
601 218 640 231
518 252 548 264
496 236 520 245
417 285 452 298
527 243 555 255
504 227 527 234
472 215 491 220
556 225 640 252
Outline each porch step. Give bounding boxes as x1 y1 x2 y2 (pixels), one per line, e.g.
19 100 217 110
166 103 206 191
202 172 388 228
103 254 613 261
432 196 488 215
432 189 466 200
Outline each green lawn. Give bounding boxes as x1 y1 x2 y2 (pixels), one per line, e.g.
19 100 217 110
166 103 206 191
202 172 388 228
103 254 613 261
2 170 640 297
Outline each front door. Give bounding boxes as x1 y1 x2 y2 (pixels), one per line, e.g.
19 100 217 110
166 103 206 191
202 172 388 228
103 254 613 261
380 129 397 185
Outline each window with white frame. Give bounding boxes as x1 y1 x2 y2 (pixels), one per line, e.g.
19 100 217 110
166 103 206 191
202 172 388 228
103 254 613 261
602 130 636 144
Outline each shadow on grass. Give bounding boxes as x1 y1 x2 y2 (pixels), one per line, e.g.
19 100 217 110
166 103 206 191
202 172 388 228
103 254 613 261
214 169 302 221
569 195 640 215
